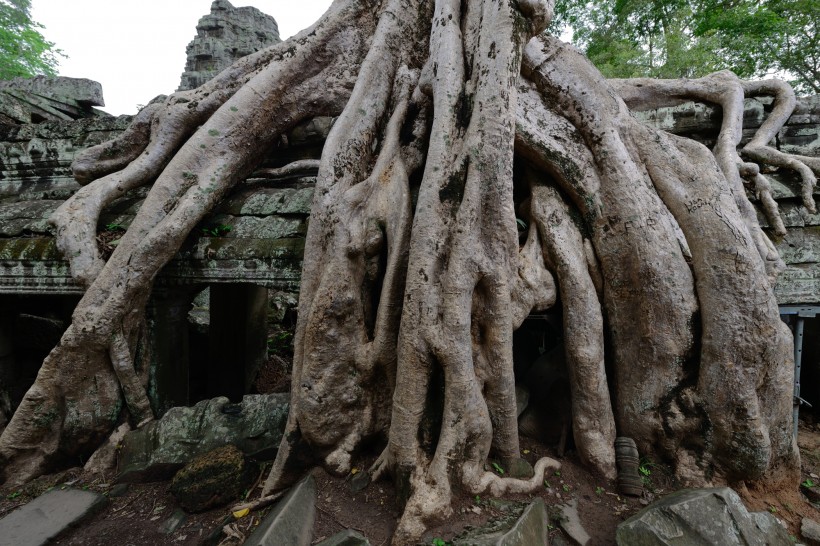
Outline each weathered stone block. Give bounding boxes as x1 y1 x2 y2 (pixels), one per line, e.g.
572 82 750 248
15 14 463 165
0 77 104 106
776 227 820 265
0 487 107 546
0 77 108 124
244 474 316 546
315 529 371 546
220 186 315 216
117 393 289 483
616 487 791 546
802 517 820 544
557 498 590 545
453 498 549 546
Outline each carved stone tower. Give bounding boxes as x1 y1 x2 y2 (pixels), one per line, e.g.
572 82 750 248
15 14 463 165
178 0 280 91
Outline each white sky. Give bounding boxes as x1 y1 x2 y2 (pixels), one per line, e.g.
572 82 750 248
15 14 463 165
31 1 334 116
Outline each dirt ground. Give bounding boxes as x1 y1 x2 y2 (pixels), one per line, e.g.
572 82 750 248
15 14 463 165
2 419 820 545
0 438 639 546
1 344 819 545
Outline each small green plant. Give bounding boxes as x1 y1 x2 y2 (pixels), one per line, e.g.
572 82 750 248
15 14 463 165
562 484 571 493
431 539 450 546
595 486 605 496
769 505 778 514
267 330 294 356
6 490 21 500
554 470 561 477
474 495 481 503
491 462 505 475
544 480 551 489
201 224 232 237
516 218 527 231
638 459 655 487
105 222 125 232
802 478 816 488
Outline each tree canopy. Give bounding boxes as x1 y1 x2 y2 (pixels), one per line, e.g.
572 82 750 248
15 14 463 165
552 0 820 94
0 0 62 80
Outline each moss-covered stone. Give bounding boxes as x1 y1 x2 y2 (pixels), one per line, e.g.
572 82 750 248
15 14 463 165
169 444 258 513
117 393 289 483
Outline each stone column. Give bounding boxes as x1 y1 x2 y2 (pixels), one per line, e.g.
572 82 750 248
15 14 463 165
207 283 269 402
146 287 198 417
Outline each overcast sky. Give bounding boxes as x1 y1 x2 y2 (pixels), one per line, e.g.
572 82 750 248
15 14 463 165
31 1 334 115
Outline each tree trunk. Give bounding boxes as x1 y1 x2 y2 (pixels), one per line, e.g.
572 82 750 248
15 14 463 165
1 0 814 543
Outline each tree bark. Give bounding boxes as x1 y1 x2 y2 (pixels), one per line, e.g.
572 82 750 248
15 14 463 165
0 1 814 543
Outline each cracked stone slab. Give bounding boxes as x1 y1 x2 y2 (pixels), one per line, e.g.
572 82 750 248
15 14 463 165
453 498 549 545
802 517 820 544
315 528 371 545
558 498 590 546
0 487 107 546
616 487 791 546
244 474 316 546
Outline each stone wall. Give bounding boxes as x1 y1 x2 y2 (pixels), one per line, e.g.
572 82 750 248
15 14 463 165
636 95 820 305
0 114 327 424
0 115 318 295
1 95 818 302
0 89 817 425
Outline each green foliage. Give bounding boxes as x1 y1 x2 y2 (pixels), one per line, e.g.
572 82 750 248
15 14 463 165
638 459 655 487
267 329 293 356
491 461 505 475
431 539 451 546
105 222 125 232
550 0 819 93
201 224 232 237
765 0 819 94
802 478 816 488
0 0 63 80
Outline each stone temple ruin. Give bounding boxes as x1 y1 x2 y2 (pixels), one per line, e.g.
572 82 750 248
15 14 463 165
0 0 819 455
178 0 280 92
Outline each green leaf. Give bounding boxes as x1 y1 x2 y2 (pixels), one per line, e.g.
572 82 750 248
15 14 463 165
0 0 64 80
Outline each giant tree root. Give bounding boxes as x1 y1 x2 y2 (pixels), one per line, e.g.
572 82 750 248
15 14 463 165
0 0 814 543
0 0 375 485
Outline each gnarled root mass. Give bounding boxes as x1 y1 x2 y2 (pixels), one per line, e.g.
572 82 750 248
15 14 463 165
0 0 815 543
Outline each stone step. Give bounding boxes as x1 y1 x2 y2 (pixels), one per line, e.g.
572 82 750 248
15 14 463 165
0 487 107 546
244 474 316 546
